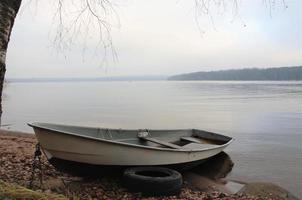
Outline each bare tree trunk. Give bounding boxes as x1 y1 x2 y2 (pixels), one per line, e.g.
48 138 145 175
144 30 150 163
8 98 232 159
0 0 22 124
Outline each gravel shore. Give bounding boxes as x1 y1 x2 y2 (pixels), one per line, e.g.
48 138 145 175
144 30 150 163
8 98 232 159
0 129 263 199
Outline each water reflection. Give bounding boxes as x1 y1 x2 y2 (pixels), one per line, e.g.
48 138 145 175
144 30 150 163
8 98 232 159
190 152 234 180
184 152 238 193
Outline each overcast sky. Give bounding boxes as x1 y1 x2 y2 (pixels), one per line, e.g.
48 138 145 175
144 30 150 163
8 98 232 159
6 0 302 78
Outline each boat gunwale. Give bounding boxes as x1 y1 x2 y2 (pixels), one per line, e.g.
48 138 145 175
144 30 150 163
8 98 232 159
28 122 234 153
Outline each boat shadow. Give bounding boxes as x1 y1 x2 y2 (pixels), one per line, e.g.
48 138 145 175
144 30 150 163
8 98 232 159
50 151 234 180
189 151 234 180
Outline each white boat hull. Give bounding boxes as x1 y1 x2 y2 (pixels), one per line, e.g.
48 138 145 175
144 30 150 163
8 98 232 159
34 127 231 166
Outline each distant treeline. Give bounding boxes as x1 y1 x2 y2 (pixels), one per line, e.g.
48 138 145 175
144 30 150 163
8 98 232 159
7 75 167 83
168 66 302 81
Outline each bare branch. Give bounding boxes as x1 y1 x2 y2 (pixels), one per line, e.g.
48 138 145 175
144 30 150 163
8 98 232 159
51 0 119 63
193 0 287 33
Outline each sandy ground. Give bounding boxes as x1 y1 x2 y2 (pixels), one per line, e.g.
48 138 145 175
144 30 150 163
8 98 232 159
0 129 265 199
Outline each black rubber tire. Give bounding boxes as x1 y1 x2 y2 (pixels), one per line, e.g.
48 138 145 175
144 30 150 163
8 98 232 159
123 167 183 196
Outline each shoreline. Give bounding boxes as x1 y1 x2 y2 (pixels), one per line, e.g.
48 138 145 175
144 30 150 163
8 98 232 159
0 129 298 199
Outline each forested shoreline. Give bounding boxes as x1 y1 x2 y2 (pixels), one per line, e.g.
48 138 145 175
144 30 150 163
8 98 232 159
168 66 302 81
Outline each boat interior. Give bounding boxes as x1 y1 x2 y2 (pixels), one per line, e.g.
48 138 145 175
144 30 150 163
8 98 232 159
29 122 233 150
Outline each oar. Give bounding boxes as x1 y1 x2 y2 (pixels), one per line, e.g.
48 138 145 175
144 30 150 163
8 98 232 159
137 131 181 149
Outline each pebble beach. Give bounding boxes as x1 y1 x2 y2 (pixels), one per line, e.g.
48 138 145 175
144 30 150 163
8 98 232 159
0 129 294 200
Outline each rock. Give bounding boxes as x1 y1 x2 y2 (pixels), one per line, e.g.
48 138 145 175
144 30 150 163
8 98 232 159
238 182 300 200
183 172 231 194
192 152 234 180
224 181 245 194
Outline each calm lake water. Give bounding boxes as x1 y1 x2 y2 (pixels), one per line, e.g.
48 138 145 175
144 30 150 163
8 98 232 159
2 81 302 198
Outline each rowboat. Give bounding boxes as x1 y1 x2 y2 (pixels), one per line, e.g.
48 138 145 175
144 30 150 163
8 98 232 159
28 122 233 171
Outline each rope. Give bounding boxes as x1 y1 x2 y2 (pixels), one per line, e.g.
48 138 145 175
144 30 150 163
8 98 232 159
28 143 43 188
